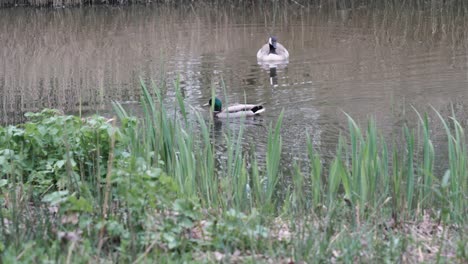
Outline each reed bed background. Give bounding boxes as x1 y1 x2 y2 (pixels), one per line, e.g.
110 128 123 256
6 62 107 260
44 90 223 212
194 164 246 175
0 0 150 8
2 0 468 10
0 79 466 262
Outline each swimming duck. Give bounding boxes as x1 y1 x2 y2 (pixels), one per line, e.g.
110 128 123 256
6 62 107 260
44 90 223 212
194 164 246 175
205 97 265 118
257 36 289 61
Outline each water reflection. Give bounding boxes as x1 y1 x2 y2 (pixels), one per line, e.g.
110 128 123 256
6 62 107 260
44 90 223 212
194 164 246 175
270 67 278 86
257 60 289 87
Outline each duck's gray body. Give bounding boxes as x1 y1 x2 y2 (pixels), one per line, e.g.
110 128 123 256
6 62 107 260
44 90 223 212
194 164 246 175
215 104 265 118
206 97 265 118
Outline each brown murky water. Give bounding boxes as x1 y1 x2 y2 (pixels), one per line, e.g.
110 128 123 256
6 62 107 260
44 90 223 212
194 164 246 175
1 4 468 168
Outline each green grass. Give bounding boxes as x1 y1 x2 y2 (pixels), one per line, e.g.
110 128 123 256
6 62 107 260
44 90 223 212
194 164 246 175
0 79 467 263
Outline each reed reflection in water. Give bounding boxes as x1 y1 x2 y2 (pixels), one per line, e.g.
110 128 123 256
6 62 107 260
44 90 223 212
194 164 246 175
1 3 468 171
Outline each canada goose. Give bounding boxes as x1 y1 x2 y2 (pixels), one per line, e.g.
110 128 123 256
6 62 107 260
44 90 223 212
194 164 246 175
257 36 289 61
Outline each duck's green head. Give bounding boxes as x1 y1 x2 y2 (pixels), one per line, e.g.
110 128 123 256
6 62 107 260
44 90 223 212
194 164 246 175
208 97 223 112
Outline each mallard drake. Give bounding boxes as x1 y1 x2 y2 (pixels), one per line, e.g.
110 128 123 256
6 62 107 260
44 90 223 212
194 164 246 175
257 36 289 61
205 97 265 118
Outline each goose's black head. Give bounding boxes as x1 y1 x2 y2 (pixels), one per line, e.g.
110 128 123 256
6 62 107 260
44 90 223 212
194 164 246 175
268 36 278 54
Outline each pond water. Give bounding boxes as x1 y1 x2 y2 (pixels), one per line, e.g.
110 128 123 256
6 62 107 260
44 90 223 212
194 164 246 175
1 3 468 171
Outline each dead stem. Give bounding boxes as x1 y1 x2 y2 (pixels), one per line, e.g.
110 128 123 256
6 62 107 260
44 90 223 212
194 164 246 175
97 117 117 254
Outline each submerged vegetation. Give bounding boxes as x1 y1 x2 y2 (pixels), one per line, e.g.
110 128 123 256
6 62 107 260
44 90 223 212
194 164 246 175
0 79 467 262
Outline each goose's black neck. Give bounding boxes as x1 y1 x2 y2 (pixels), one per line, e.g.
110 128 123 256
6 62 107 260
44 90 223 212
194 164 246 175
269 44 277 55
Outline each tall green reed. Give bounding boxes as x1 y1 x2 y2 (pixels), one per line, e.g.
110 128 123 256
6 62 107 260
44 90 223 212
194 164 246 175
413 108 435 211
306 132 323 210
404 125 415 215
434 107 467 222
264 110 284 211
341 115 386 218
390 138 403 222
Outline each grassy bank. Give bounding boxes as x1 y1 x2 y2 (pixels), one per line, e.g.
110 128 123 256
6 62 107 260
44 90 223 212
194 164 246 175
0 80 467 263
